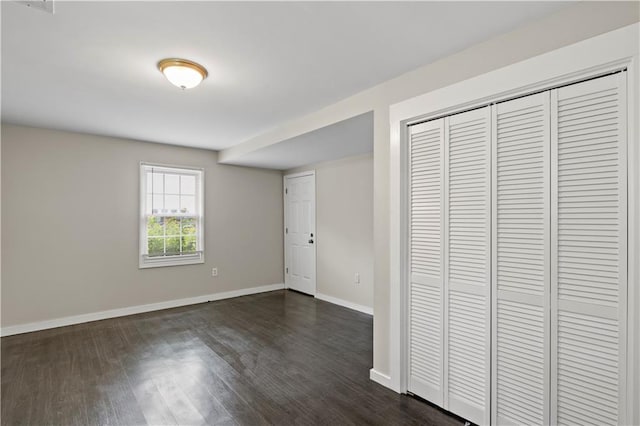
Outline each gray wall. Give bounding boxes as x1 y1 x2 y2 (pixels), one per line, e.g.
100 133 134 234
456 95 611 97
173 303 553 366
286 153 373 309
1 124 283 327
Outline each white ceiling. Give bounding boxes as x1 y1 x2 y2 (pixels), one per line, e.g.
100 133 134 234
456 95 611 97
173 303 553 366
236 112 373 170
2 1 568 156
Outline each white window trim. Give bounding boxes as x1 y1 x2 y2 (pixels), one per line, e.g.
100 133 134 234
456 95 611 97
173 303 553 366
388 22 639 424
139 162 205 268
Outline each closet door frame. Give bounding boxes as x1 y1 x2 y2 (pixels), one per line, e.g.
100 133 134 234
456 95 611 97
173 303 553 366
390 23 638 425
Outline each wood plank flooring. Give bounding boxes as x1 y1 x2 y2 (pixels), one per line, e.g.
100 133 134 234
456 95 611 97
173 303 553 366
1 290 461 425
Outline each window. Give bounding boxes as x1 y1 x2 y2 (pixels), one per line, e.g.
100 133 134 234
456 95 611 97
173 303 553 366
139 163 204 268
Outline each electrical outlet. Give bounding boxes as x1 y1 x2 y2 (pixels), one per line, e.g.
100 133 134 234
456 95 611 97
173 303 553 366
354 272 360 284
212 268 218 277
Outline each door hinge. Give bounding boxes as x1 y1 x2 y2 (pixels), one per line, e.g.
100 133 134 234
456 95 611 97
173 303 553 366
286 227 288 234
286 267 288 274
285 188 288 194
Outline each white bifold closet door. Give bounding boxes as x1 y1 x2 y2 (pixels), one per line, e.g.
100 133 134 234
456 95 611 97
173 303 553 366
445 107 491 425
408 118 445 406
492 92 551 425
408 72 627 426
551 72 627 426
408 107 491 426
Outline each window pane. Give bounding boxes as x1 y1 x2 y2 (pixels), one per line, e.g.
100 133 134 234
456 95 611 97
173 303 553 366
182 218 196 235
148 237 164 256
182 235 197 253
165 217 180 236
166 237 180 255
165 174 179 194
146 194 153 214
181 175 196 195
152 172 164 194
146 172 154 194
147 216 164 237
152 194 163 212
180 195 195 214
165 195 179 213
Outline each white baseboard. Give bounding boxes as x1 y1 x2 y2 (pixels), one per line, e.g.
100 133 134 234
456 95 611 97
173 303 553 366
314 292 373 315
1 283 285 337
370 368 399 392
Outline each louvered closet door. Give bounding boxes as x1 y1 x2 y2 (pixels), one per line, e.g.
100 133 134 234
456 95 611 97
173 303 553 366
551 72 627 426
445 107 491 425
492 92 551 426
408 118 445 405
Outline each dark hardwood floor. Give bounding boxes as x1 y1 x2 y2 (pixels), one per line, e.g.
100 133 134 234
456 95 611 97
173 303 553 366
1 290 461 425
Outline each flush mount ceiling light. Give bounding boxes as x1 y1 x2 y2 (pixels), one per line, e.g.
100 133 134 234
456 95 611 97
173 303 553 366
157 58 208 90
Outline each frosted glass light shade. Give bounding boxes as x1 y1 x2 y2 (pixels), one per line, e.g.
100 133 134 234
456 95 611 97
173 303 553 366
158 58 207 90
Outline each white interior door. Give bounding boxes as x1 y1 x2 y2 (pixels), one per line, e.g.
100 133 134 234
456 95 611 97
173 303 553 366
407 107 491 425
284 172 316 295
551 72 627 426
408 117 445 406
492 92 551 425
444 107 491 426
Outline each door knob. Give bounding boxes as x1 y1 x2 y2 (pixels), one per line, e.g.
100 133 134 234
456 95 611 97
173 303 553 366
308 239 314 244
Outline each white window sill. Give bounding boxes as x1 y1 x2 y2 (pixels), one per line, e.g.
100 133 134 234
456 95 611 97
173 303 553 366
139 253 204 269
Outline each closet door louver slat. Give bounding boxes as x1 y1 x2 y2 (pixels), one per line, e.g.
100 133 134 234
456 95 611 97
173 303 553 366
445 107 491 426
408 119 445 405
492 92 550 426
551 72 627 426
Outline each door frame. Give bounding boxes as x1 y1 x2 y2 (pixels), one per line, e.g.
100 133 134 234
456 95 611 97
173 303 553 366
387 23 639 424
283 170 317 296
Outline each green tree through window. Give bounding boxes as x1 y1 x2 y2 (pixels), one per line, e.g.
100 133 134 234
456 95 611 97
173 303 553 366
146 216 199 257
